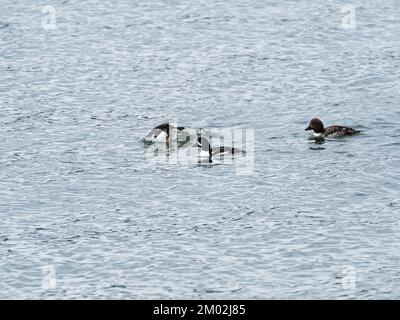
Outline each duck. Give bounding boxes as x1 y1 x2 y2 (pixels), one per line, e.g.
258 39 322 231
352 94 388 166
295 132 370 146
305 118 360 138
197 136 245 161
144 123 188 145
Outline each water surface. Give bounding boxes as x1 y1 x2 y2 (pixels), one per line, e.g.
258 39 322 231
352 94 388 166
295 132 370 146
1 0 400 299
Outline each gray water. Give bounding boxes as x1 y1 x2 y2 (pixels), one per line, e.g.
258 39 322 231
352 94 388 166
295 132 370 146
1 0 400 299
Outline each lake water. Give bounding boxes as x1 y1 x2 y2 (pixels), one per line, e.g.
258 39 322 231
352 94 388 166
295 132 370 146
1 0 399 299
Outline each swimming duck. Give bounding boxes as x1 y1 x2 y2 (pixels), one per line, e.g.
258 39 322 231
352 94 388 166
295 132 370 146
305 118 359 138
144 123 187 144
197 136 245 160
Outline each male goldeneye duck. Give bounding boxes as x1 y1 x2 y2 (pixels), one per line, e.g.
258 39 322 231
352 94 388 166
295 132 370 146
144 123 187 144
197 136 245 160
305 118 360 138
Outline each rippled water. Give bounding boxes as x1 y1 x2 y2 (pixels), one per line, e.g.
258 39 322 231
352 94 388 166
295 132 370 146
1 0 400 299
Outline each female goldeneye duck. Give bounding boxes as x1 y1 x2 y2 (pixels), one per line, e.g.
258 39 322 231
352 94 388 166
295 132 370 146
197 136 245 160
305 118 360 138
144 123 186 144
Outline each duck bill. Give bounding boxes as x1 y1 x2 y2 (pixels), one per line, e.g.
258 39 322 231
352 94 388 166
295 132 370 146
305 126 312 131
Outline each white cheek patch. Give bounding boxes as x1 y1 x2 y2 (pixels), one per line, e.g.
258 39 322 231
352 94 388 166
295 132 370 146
155 130 167 142
144 129 168 142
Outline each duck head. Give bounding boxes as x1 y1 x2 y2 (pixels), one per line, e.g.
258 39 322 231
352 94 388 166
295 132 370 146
305 118 325 134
